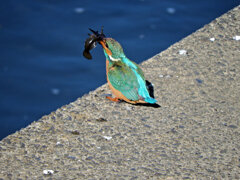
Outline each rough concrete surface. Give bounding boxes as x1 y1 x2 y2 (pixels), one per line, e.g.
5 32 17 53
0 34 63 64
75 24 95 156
1 6 240 180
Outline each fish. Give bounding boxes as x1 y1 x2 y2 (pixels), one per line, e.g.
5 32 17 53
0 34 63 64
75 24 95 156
83 28 105 59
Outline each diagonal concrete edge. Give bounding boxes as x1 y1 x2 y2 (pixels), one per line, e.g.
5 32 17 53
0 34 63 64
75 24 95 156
1 6 239 179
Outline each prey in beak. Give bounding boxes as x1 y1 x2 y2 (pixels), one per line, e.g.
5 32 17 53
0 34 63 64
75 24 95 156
83 28 112 59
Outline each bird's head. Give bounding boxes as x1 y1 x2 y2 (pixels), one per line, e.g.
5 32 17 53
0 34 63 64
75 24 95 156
83 28 125 61
99 38 125 62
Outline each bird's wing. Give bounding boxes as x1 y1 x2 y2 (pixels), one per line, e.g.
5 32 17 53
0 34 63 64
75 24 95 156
108 63 140 101
131 61 146 80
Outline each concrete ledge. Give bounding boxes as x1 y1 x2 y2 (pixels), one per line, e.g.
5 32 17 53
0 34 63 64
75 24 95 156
1 6 239 179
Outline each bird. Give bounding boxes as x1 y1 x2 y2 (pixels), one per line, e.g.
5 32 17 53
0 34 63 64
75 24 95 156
100 39 157 104
83 28 157 104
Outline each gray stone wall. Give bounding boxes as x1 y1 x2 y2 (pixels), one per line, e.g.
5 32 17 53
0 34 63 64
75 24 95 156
0 5 239 179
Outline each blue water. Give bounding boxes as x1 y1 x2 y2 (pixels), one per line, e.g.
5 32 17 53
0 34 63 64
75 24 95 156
0 0 239 140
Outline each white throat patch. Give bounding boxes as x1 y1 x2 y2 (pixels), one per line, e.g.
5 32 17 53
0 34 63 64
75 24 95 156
109 55 120 62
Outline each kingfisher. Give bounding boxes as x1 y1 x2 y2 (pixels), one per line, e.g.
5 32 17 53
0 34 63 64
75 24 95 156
83 28 157 104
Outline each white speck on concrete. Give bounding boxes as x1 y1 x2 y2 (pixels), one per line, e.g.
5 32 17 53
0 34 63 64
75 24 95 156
125 106 132 111
233 35 240 41
74 7 85 14
166 7 176 14
103 136 112 140
166 75 171 78
179 49 187 55
210 37 215 41
51 88 60 95
43 170 54 175
56 142 61 145
159 74 164 78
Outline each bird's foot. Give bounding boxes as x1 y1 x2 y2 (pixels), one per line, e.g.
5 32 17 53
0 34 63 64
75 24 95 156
106 96 120 102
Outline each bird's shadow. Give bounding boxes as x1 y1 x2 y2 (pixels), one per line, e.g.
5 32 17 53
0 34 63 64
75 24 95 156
135 102 161 108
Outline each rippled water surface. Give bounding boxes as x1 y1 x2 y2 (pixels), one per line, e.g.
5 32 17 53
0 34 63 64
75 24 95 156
0 0 239 140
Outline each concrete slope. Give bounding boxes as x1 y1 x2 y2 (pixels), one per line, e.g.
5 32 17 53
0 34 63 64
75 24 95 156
0 5 239 179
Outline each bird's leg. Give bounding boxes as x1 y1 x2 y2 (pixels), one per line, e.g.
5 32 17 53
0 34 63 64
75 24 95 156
106 96 120 102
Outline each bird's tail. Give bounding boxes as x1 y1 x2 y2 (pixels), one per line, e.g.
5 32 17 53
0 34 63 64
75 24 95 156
144 97 157 104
